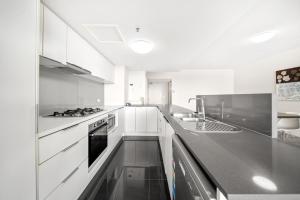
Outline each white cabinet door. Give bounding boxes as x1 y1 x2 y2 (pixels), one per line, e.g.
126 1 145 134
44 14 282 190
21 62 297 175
46 159 88 200
108 110 123 151
67 28 93 72
125 107 136 132
117 108 125 138
42 6 67 64
136 107 147 132
159 114 166 162
165 122 174 197
67 27 115 83
39 123 87 164
97 54 115 83
39 136 88 200
146 107 158 132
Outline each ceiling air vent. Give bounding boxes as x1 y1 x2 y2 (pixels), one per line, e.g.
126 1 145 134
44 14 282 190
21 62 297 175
83 24 124 43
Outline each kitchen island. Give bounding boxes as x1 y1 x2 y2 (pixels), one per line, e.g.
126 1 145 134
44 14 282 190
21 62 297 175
156 104 300 200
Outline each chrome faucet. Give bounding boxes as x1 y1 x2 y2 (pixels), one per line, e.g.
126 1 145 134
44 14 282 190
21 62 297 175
188 97 206 120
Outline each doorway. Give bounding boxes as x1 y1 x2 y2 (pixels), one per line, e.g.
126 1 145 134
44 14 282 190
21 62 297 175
147 79 172 105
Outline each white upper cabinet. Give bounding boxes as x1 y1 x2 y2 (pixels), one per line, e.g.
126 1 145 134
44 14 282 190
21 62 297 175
146 107 158 132
66 28 92 71
42 6 67 64
41 5 115 82
66 27 114 83
97 55 115 83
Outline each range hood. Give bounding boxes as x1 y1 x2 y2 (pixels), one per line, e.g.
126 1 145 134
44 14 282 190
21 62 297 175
62 62 91 75
39 56 91 75
39 56 107 83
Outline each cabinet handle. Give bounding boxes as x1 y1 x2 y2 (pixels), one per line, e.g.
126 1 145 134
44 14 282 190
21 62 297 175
61 141 79 152
61 123 79 131
62 167 79 184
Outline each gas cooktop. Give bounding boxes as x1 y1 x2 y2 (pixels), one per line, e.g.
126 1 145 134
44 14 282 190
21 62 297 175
46 107 104 117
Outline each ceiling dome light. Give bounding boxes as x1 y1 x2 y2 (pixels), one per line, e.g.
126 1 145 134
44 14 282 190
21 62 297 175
129 39 154 54
250 30 278 43
252 176 277 191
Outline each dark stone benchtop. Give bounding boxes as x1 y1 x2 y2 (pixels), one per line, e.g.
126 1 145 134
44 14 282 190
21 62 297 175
150 105 300 199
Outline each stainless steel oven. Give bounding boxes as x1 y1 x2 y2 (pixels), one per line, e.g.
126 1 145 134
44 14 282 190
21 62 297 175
107 113 116 132
88 117 108 168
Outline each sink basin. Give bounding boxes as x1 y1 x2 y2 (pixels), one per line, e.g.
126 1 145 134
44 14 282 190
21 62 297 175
183 121 242 133
171 112 198 118
181 117 205 122
197 121 242 133
171 112 241 133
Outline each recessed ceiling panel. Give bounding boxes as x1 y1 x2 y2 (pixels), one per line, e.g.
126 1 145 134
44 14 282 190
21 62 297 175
83 24 124 43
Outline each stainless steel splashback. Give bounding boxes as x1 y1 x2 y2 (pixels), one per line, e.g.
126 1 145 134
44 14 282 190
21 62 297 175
196 93 273 136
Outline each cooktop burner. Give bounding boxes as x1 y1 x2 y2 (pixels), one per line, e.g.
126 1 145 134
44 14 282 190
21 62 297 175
47 107 104 117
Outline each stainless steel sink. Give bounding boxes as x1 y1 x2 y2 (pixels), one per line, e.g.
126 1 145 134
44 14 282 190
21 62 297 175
171 112 242 133
171 112 198 118
181 117 205 122
193 121 242 133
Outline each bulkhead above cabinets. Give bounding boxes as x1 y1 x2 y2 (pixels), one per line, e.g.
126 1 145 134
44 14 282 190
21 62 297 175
40 4 115 83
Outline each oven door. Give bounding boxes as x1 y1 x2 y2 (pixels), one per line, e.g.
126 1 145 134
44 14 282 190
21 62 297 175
89 122 108 167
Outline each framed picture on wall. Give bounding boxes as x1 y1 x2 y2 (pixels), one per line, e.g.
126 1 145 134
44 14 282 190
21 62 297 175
276 66 300 101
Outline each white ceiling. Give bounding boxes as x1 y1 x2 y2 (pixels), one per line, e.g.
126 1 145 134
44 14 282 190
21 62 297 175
44 0 300 71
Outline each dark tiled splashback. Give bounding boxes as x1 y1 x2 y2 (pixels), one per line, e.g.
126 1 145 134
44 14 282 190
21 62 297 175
196 94 273 136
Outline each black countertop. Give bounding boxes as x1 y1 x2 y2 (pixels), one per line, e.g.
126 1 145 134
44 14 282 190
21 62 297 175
153 105 300 200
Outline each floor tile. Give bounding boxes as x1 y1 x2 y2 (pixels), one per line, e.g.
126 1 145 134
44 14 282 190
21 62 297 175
149 180 169 200
79 140 170 200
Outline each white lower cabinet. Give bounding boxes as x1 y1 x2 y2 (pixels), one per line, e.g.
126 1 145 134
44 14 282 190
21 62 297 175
125 107 136 133
136 107 147 132
162 118 167 163
157 113 174 198
39 122 87 164
124 106 158 135
146 107 158 132
165 122 175 198
46 159 88 200
38 108 125 200
39 136 88 200
108 110 123 151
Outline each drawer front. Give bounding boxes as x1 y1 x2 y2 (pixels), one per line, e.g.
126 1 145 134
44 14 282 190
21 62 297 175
39 123 87 163
39 136 88 200
46 159 88 200
108 128 120 151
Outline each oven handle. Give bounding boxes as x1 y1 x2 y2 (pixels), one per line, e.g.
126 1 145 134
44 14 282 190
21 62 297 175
89 123 108 137
172 134 217 200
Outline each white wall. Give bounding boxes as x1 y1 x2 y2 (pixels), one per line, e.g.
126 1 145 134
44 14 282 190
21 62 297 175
104 66 128 105
0 0 38 199
148 81 170 104
147 69 234 110
128 70 147 104
234 46 300 113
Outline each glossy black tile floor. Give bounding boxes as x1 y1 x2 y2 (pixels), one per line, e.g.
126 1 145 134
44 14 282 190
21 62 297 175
80 140 170 200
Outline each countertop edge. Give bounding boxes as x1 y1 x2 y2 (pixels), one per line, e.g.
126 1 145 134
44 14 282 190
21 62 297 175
38 106 124 137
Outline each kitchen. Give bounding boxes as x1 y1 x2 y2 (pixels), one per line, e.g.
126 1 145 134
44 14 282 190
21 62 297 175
2 0 300 200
